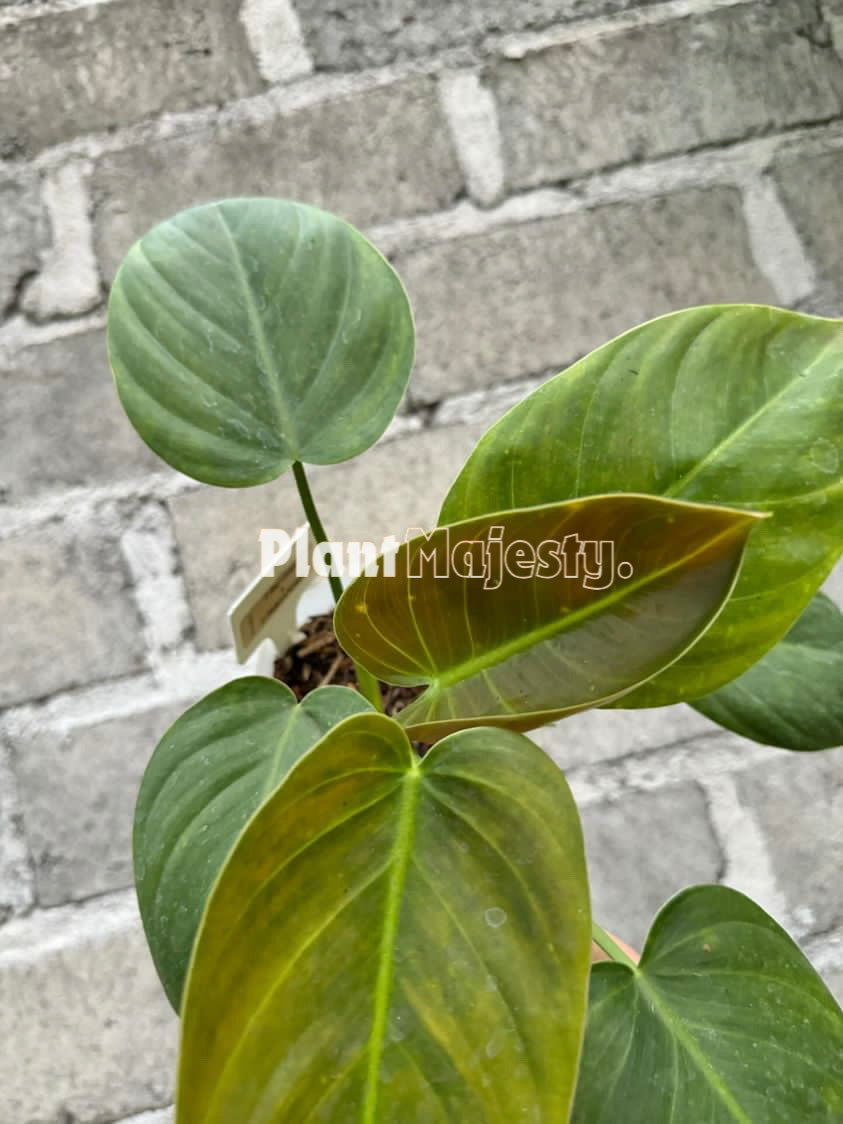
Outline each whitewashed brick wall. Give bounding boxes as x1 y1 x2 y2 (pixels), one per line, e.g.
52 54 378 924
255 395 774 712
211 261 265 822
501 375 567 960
1 1 841 1119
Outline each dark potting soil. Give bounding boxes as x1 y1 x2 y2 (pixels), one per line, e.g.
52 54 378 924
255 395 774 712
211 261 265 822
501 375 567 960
272 611 424 718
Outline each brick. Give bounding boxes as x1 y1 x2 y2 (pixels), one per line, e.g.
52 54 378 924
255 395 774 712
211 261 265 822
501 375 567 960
0 0 263 157
92 78 463 282
819 960 843 1006
736 750 843 935
823 558 843 606
12 704 181 907
294 0 657 69
170 423 485 651
492 1 843 191
0 740 33 924
580 783 723 949
830 3 843 59
398 186 775 403
0 893 177 1123
0 328 167 502
120 1111 173 1124
0 523 146 707
0 172 44 314
803 931 843 1006
530 703 716 770
826 969 843 1006
774 149 843 313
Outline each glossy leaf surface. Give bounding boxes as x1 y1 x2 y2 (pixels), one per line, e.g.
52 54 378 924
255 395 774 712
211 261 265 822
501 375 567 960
108 198 414 486
692 591 843 751
335 494 760 741
176 714 591 1123
134 677 370 1010
440 306 843 705
573 885 843 1122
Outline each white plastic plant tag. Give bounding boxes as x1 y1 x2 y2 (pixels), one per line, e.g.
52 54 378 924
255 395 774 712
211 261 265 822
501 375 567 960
228 524 318 663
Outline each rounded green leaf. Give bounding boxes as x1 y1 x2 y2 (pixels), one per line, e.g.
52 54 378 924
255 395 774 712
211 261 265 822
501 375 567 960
133 677 371 1010
692 591 843 751
574 886 843 1122
440 306 843 705
108 198 415 486
176 714 591 1123
335 493 761 742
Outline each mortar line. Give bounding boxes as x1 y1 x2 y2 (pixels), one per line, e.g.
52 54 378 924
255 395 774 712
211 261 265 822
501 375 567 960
21 160 103 322
239 0 313 85
486 0 755 59
0 886 140 960
367 119 843 256
697 771 790 925
0 0 121 29
0 414 425 543
119 500 195 675
0 308 106 354
0 647 256 739
0 469 198 542
0 739 36 922
738 169 818 305
103 1107 173 1124
2 119 841 362
4 741 839 947
566 732 773 808
0 0 831 177
0 0 752 46
438 70 505 208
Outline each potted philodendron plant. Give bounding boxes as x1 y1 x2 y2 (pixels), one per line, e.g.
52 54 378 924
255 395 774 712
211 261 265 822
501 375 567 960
107 198 843 1122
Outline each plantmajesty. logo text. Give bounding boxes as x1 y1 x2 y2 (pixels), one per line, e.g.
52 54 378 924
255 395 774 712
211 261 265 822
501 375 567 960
260 526 634 590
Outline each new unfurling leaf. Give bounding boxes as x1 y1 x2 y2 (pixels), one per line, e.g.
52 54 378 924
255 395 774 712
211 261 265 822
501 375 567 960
336 493 761 741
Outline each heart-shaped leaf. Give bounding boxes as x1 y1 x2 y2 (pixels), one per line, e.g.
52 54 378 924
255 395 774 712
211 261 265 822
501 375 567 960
108 197 414 486
440 306 843 705
573 885 843 1122
335 494 761 742
133 677 371 1010
692 591 843 751
176 714 591 1123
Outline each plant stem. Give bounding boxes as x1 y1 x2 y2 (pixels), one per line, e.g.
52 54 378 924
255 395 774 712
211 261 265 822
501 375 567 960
291 461 384 713
592 921 639 970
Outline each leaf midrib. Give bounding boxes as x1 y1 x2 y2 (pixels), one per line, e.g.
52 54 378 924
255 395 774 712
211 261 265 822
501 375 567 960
635 972 753 1123
216 205 298 450
362 766 422 1123
431 519 751 690
662 333 840 501
261 708 303 801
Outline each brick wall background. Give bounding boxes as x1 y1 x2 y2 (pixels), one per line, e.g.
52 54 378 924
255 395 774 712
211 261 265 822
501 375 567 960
0 1 842 1120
